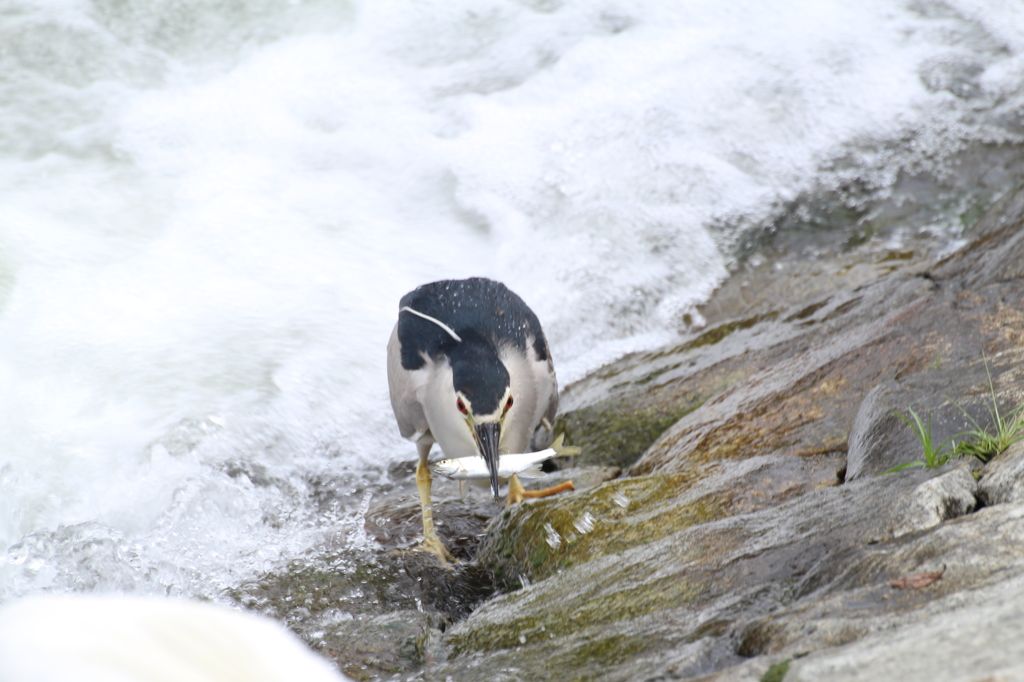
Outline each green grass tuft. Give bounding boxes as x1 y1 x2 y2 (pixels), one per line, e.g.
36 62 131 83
879 408 964 475
883 355 1024 476
949 356 1024 462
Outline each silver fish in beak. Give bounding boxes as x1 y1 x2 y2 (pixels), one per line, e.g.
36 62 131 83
432 448 556 481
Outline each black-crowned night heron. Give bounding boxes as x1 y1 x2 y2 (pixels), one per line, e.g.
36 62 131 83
387 277 571 561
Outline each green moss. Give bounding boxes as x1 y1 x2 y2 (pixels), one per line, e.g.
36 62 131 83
554 311 779 470
878 250 915 263
449 572 705 655
688 619 730 641
683 312 780 350
563 634 653 671
761 658 791 682
556 398 703 469
559 362 757 469
478 473 732 589
960 203 987 230
228 553 421 620
784 299 831 323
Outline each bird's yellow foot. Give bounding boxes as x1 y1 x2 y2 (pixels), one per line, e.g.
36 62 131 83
506 474 575 506
520 481 576 502
409 532 456 566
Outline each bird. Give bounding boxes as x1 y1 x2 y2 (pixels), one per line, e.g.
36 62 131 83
386 277 572 562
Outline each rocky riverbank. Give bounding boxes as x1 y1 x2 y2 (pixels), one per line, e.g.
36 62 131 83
234 184 1024 681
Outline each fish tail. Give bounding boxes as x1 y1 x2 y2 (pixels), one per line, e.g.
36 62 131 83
517 464 545 479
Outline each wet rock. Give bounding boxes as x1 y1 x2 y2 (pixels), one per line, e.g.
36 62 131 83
228 461 624 679
316 610 449 681
364 491 499 562
405 187 1024 681
750 502 1024 682
928 180 1024 289
287 185 1024 681
474 453 843 591
431 474 927 682
229 549 493 621
978 441 1024 506
555 226 938 473
556 394 707 470
226 547 494 680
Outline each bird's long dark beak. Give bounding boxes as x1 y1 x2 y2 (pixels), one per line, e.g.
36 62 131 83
475 422 501 500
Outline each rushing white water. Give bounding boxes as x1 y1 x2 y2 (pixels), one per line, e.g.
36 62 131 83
2 0 1023 602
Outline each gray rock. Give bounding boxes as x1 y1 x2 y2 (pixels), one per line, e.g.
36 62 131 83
978 440 1024 506
846 382 911 481
888 459 980 538
315 610 449 679
415 189 1024 681
275 185 1024 681
786 551 1024 682
845 362 1011 481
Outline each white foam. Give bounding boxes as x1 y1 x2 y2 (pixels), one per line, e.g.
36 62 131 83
1 0 1023 599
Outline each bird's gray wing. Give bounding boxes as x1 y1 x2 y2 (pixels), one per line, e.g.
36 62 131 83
540 331 558 425
387 323 429 441
529 336 559 451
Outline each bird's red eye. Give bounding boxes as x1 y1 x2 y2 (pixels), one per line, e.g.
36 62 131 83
456 398 467 414
505 396 514 411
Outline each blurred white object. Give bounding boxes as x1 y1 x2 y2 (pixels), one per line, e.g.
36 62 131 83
0 594 351 682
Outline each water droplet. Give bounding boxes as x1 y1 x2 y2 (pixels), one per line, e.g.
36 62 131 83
543 523 561 549
574 512 595 534
519 634 527 644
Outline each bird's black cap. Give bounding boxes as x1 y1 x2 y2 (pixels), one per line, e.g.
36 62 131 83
397 278 550 380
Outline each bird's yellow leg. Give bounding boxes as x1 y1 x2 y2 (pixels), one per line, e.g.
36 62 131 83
506 473 527 506
503 434 580 507
414 452 455 564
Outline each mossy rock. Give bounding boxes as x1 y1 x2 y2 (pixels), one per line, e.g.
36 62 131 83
228 550 424 619
230 549 496 622
556 362 752 470
555 398 703 469
426 186 1024 682
475 472 732 589
446 568 706 657
315 610 449 681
